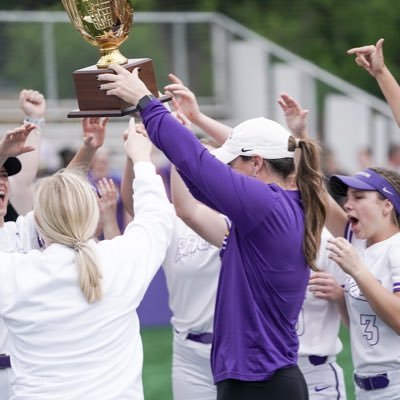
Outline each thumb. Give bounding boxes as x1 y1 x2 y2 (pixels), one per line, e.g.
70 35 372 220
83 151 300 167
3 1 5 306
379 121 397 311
20 146 35 154
376 38 384 52
168 73 182 84
128 117 137 134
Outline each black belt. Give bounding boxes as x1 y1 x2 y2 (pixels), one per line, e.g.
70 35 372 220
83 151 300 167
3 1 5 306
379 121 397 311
308 355 328 366
0 354 11 369
354 372 389 391
186 332 213 344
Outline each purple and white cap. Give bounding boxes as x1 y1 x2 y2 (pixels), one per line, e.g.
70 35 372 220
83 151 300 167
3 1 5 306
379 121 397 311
329 168 400 215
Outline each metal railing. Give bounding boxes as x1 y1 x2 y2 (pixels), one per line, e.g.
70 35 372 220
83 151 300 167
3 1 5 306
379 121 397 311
0 10 396 170
0 10 391 113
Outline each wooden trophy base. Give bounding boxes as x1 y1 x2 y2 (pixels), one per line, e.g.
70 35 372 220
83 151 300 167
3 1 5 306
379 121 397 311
68 58 170 118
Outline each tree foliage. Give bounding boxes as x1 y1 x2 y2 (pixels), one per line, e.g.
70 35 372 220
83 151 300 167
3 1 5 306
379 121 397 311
2 0 399 98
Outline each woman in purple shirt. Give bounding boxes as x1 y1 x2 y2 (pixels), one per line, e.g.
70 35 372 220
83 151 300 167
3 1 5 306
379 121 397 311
100 66 328 400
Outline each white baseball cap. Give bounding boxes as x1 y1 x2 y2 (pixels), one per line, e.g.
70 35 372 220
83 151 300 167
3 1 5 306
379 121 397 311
212 117 294 164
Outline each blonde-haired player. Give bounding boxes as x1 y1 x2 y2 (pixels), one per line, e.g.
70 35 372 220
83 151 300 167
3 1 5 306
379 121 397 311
0 119 174 399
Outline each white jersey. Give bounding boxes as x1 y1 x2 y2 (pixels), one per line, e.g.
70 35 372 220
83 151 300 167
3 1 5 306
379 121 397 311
0 212 42 354
298 228 347 357
347 232 400 374
0 162 174 400
163 217 221 335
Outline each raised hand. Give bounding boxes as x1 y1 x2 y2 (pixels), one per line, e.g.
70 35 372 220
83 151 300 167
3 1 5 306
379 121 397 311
278 93 308 138
308 271 344 302
124 117 153 164
327 237 364 276
99 65 151 105
19 89 46 119
164 73 201 123
81 117 109 149
97 178 118 219
347 38 385 77
0 124 36 158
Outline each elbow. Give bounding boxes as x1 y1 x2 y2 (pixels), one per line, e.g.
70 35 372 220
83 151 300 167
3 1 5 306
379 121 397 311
173 202 190 220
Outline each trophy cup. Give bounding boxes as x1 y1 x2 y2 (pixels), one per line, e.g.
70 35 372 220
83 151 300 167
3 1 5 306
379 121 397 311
61 0 168 117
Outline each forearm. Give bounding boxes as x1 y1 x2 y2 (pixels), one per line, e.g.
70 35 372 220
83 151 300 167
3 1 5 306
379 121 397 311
325 195 348 238
353 268 400 333
102 216 121 239
9 127 41 215
67 145 96 171
170 165 197 219
14 126 41 183
121 157 134 217
171 165 225 247
193 113 231 145
375 66 400 127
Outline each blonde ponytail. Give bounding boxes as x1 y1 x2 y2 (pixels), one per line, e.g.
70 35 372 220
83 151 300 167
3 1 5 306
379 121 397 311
74 242 103 303
34 168 103 303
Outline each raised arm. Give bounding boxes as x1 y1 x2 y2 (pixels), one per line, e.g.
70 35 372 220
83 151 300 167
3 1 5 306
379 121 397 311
171 165 226 247
278 93 348 237
348 38 400 127
96 177 121 239
165 73 231 145
100 65 283 230
68 117 108 171
328 236 400 334
0 125 36 167
9 90 45 215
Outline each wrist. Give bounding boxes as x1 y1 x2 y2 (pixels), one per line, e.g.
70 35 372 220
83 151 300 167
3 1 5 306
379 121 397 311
131 156 152 164
190 110 204 125
24 116 45 127
373 65 388 79
136 93 156 112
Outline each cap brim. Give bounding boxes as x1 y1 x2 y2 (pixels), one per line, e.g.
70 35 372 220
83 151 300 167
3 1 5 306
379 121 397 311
3 157 22 177
329 175 375 196
211 147 238 164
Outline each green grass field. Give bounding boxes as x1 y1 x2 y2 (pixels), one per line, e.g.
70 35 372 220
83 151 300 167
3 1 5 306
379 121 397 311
142 325 355 400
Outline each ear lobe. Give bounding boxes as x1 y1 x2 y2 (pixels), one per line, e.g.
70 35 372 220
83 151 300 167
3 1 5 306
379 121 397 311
383 199 394 216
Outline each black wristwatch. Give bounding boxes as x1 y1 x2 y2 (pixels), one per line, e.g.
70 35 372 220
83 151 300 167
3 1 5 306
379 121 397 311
136 94 156 112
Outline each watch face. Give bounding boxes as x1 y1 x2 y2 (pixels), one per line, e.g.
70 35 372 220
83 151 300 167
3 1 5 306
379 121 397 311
138 95 155 111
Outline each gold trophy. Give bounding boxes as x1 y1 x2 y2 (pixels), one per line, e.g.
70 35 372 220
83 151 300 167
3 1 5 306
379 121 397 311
62 0 166 117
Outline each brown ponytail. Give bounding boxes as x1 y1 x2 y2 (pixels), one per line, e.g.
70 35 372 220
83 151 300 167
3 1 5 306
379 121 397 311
289 136 328 271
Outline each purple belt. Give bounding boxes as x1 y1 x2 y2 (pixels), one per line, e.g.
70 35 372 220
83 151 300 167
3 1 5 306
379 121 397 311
354 373 389 391
308 355 328 366
0 355 11 369
186 332 213 344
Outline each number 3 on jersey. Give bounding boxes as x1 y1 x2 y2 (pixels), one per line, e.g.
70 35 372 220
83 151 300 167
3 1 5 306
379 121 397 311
360 314 379 346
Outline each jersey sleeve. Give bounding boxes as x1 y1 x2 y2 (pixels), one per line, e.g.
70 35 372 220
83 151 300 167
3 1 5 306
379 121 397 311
389 241 400 293
97 161 175 301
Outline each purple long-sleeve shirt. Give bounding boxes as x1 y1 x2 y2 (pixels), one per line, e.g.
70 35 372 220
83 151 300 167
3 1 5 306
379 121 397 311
142 100 309 383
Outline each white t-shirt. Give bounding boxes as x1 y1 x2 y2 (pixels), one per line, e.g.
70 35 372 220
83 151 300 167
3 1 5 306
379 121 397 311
298 228 347 357
0 212 42 354
163 217 221 334
346 232 400 374
0 162 174 400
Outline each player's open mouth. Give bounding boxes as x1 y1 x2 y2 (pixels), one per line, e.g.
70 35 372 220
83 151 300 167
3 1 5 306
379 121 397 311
348 216 359 230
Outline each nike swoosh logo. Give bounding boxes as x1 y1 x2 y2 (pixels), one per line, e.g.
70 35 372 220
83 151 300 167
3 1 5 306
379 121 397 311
315 385 331 392
241 147 253 152
382 187 393 195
